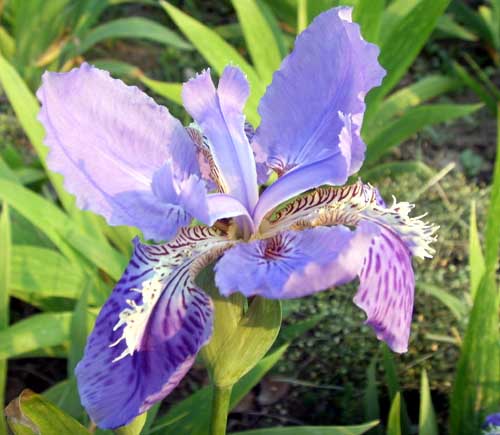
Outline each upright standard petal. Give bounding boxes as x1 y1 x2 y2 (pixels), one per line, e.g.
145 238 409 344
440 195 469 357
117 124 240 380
252 7 385 177
262 182 437 352
215 225 372 299
182 67 259 211
37 63 207 241
76 227 228 429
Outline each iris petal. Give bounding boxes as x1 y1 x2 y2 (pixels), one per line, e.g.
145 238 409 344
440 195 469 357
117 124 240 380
182 67 259 211
252 7 385 177
215 225 371 299
76 227 227 429
37 63 208 241
255 182 437 352
354 223 414 353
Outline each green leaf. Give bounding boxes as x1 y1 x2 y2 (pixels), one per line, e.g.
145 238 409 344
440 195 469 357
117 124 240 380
452 62 497 115
369 0 451 105
366 75 461 130
10 245 89 301
365 104 481 165
484 102 500 271
148 344 289 434
469 201 485 300
68 284 89 374
418 370 438 435
139 76 183 106
198 269 281 387
450 272 500 434
114 413 147 435
232 0 282 84
0 311 95 359
381 346 411 435
297 0 308 34
418 283 468 322
364 358 382 435
5 390 88 435
0 203 11 434
230 422 380 435
161 0 265 125
386 393 401 435
42 378 84 421
73 16 192 56
449 1 493 44
0 179 126 280
352 0 385 44
436 14 479 42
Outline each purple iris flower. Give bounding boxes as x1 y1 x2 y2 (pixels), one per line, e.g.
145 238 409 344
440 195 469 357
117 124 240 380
36 7 436 429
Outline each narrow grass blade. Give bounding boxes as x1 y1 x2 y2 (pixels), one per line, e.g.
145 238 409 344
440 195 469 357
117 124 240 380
364 357 382 435
418 370 438 435
368 75 461 129
232 0 282 84
386 393 402 435
161 0 264 125
0 179 126 280
0 203 11 434
74 16 192 56
365 103 481 164
453 61 497 114
369 0 450 105
469 201 485 300
68 284 89 374
352 0 385 44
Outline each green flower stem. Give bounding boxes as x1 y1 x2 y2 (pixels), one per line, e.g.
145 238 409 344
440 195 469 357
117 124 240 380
210 384 233 435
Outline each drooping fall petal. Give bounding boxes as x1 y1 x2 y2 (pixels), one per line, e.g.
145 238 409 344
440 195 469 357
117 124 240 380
76 227 227 429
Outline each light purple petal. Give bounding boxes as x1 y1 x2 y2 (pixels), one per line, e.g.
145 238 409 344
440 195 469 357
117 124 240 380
76 227 226 429
214 225 372 299
259 182 437 352
252 153 348 230
182 67 259 211
354 224 415 353
251 7 385 177
37 63 207 241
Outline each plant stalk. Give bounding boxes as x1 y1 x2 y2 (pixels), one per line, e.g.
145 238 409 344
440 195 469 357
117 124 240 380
210 384 232 435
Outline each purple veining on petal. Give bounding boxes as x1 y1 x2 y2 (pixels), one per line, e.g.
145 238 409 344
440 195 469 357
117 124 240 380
354 223 415 353
37 63 208 241
252 6 385 178
252 153 348 230
182 66 259 212
75 227 223 429
215 225 372 299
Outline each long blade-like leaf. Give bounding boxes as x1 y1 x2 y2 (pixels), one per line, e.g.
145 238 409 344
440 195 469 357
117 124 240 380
387 393 402 435
0 180 126 280
161 0 264 125
0 203 11 434
369 0 450 106
230 422 380 435
74 16 192 56
469 201 485 300
232 0 282 85
365 104 481 164
418 370 438 435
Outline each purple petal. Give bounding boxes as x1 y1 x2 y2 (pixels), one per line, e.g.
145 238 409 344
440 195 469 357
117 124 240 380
260 182 437 352
37 63 207 241
484 413 500 428
354 224 415 353
252 153 348 230
76 227 226 429
252 7 385 177
182 67 259 211
214 225 372 299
